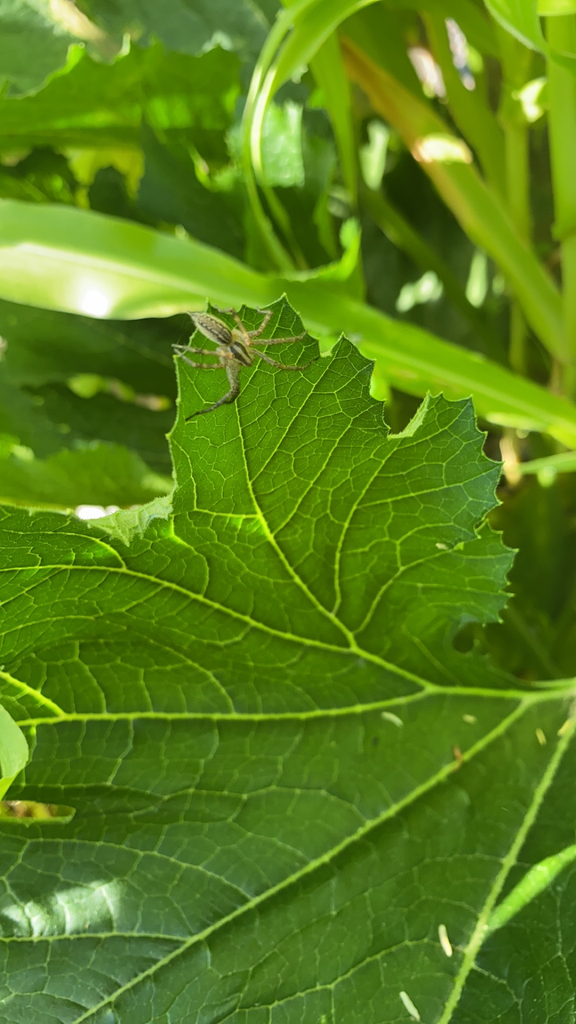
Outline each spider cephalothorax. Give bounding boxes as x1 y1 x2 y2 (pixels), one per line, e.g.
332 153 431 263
173 307 314 419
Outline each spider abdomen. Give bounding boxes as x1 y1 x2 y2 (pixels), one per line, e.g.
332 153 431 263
189 312 233 347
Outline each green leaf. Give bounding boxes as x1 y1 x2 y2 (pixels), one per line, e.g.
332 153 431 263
0 42 240 157
485 0 576 72
0 298 178 480
1 199 576 448
138 125 244 258
484 0 547 51
0 0 74 96
0 704 28 786
0 299 176 395
1 299 573 1020
80 0 279 61
259 101 306 188
0 442 171 509
309 32 358 203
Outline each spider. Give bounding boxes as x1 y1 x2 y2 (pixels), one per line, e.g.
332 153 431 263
173 306 314 419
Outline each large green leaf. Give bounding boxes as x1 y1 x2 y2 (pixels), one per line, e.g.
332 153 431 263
1 299 574 1021
484 0 547 50
1 199 576 448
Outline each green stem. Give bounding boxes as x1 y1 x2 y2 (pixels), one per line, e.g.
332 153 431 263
341 34 564 362
546 14 576 392
424 11 506 197
504 119 530 243
496 27 532 374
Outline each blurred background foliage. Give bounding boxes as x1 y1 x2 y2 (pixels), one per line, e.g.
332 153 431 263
0 0 575 681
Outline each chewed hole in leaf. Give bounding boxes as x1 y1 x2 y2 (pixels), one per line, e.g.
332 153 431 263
453 622 475 653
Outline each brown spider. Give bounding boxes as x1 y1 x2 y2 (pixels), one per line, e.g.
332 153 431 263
173 306 314 419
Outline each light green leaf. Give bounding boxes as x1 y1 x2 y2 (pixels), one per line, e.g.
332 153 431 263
485 0 576 71
308 31 358 204
0 299 574 1020
260 101 305 188
539 0 576 11
0 704 28 786
484 0 547 50
1 199 576 448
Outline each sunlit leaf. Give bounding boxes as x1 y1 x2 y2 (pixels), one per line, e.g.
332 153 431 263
1 300 573 1020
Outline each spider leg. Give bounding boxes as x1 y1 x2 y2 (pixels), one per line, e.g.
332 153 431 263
185 362 241 419
245 308 274 338
176 356 222 369
253 349 316 370
218 306 275 340
173 345 218 357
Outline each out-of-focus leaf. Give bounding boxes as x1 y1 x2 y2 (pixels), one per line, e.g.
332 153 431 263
484 0 547 51
485 0 576 75
138 126 245 258
286 217 364 300
343 4 423 95
80 0 280 61
0 299 177 394
260 100 305 187
0 147 79 205
26 384 174 474
0 0 74 96
0 42 240 159
404 0 499 57
0 298 179 476
486 473 576 680
309 31 358 203
0 442 171 509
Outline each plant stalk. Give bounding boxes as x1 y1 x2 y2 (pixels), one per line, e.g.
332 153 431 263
341 35 564 364
424 11 506 198
498 26 532 373
505 117 530 373
546 14 576 393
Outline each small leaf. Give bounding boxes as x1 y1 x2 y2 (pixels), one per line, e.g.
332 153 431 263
0 703 28 791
